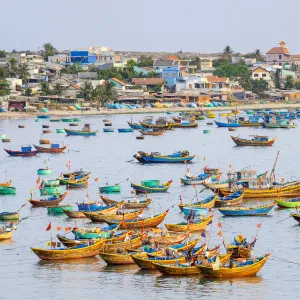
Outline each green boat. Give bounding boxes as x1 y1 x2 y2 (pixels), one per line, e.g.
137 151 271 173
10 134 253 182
203 129 211 134
99 185 121 194
73 118 82 122
37 168 53 176
47 205 73 214
276 198 300 208
141 180 160 188
73 230 111 239
35 118 41 122
195 116 205 120
50 119 61 122
42 179 60 187
61 118 74 122
56 129 65 133
0 212 20 220
0 134 6 139
0 186 16 195
40 186 63 196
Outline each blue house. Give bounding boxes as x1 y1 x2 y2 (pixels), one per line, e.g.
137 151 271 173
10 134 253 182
66 51 96 65
162 65 182 86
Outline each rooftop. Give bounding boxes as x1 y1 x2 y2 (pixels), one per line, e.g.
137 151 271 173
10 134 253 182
132 78 165 85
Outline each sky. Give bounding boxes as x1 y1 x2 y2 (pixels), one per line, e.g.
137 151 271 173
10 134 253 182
1 0 300 54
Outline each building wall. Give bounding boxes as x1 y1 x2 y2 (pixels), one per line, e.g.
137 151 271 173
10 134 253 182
162 66 181 86
266 54 290 66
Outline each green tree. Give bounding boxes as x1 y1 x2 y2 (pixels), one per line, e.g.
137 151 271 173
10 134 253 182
52 83 65 96
214 62 236 78
80 81 94 100
234 63 252 90
0 66 8 79
0 80 10 96
213 57 229 67
23 87 33 96
271 69 281 89
284 75 295 90
222 45 234 61
295 82 300 90
190 56 201 70
17 63 31 83
60 63 83 74
43 43 56 61
95 82 118 108
126 59 137 71
137 55 154 67
0 50 6 58
40 81 51 95
8 58 18 78
251 79 269 97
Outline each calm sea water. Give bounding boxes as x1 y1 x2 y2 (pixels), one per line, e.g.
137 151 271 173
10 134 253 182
0 113 300 299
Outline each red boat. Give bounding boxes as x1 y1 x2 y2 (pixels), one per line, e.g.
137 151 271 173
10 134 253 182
33 144 67 153
4 146 39 157
29 192 68 207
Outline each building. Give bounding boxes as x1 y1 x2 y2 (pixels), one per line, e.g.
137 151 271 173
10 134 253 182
162 65 183 86
20 54 44 65
108 78 127 88
132 78 165 92
205 76 230 89
251 67 274 87
266 41 291 66
48 54 68 65
153 59 180 72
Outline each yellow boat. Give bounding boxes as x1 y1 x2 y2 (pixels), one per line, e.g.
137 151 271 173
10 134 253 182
99 252 135 265
165 215 214 232
31 240 105 260
0 181 11 187
152 253 231 275
196 253 270 278
178 195 218 211
0 229 13 240
149 232 188 245
167 238 200 252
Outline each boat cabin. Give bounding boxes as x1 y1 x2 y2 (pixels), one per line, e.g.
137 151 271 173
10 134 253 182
21 146 32 152
250 135 269 142
228 170 269 189
82 124 91 132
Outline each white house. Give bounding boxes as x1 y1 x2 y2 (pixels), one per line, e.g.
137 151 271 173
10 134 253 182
251 67 274 88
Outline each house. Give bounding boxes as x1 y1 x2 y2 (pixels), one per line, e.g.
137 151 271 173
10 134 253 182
153 59 180 72
132 78 165 92
5 78 22 92
266 41 291 66
200 60 214 71
48 54 68 65
20 54 44 65
251 67 273 87
162 66 183 86
205 76 230 89
108 78 127 88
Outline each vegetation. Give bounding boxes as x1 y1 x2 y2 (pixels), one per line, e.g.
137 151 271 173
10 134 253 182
213 57 229 68
40 82 51 95
283 75 295 90
18 63 30 83
271 69 281 89
60 63 83 74
251 79 269 97
52 83 65 96
222 45 234 61
245 49 264 62
0 81 10 96
0 50 6 58
190 56 201 70
0 66 9 79
95 82 118 107
23 87 33 96
137 55 154 67
43 43 56 61
295 82 300 90
8 58 18 78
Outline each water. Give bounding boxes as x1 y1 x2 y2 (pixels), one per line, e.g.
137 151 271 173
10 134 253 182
0 113 300 299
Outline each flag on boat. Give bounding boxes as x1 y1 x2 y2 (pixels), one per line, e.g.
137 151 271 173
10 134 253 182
46 222 51 231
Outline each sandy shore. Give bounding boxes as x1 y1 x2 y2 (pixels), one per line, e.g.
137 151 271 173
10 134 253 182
1 102 300 119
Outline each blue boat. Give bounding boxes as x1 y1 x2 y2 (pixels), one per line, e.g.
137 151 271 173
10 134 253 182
127 121 143 129
131 180 172 193
180 173 210 185
215 190 244 206
218 203 274 216
65 124 98 136
215 120 242 128
103 128 114 132
134 150 195 163
37 115 51 119
77 202 116 212
183 207 208 217
118 128 134 133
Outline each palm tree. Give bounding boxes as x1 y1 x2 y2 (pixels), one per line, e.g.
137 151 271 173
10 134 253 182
81 81 94 100
41 81 51 95
53 83 64 96
222 45 234 61
18 63 31 83
8 58 18 78
95 82 118 108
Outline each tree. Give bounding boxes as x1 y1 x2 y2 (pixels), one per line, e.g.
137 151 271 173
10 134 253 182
137 55 154 67
126 59 137 71
190 56 201 70
60 63 83 74
0 50 6 58
81 81 94 100
233 63 252 90
271 69 281 89
0 66 8 79
213 57 229 67
214 62 236 78
40 82 51 95
95 82 118 108
222 45 234 61
284 75 295 90
8 58 18 78
251 79 269 97
295 82 300 90
43 43 56 61
0 80 10 96
18 63 31 83
23 87 33 96
53 83 64 96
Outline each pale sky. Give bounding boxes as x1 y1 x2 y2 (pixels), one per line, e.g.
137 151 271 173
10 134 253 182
1 0 299 54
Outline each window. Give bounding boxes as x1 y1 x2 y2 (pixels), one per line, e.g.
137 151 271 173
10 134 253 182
262 74 267 77
254 74 259 77
172 73 176 78
165 73 169 78
279 55 282 59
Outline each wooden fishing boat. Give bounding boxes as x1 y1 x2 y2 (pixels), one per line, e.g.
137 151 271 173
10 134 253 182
202 181 229 189
218 203 274 216
83 206 120 219
139 121 172 130
290 213 300 223
33 144 67 153
50 119 61 122
0 181 11 187
2 138 11 143
63 210 86 218
182 206 208 217
215 191 244 206
42 125 50 129
131 253 186 270
118 128 134 133
69 123 79 127
29 192 68 207
231 135 275 147
37 168 52 176
134 150 195 163
76 202 115 212
179 195 217 212
149 232 188 245
99 185 121 193
73 118 82 122
47 205 73 214
100 195 152 209
226 245 253 259
0 186 16 195
0 229 14 240
152 253 231 276
103 128 114 132
275 198 300 208
131 180 172 193
105 211 169 229
31 240 105 260
264 122 295 128
56 129 65 133
138 129 165 136
168 239 200 252
172 122 198 128
39 139 50 144
215 120 242 128
65 124 98 136
86 208 145 223
136 135 144 139
18 125 25 128
66 179 88 189
104 122 112 126
99 252 135 265
4 146 39 157
61 118 74 122
127 121 143 129
43 130 51 134
0 212 20 221
99 234 147 253
165 215 214 232
196 253 270 278
60 173 90 185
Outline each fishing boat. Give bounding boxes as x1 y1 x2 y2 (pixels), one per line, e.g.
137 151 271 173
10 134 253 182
196 253 270 278
118 128 134 133
63 210 86 218
138 129 164 136
72 225 119 239
127 121 143 129
29 192 68 207
152 254 231 276
42 125 50 129
226 234 255 258
33 144 67 153
182 207 208 217
43 130 51 134
264 121 296 128
214 120 242 128
65 124 98 136
47 205 73 214
42 179 60 187
140 116 173 130
37 168 52 176
0 226 14 240
99 184 121 194
172 121 198 128
148 232 188 245
40 186 63 196
100 195 152 209
18 125 25 128
99 252 135 265
4 146 39 157
73 118 82 122
0 212 19 221
218 203 274 216
66 179 88 189
31 240 105 260
2 138 11 143
50 119 60 122
69 123 79 127
39 139 50 144
0 184 15 195
168 239 200 252
180 172 211 185
0 181 11 187
58 171 90 184
105 210 169 229
275 198 300 208
202 181 229 189
103 128 114 132
131 180 172 193
76 202 114 212
61 118 74 122
290 213 300 223
104 122 112 126
215 190 244 206
134 150 195 163
136 135 144 140
83 205 121 218
56 129 65 133
179 195 217 212
37 115 51 119
231 135 275 147
165 215 214 232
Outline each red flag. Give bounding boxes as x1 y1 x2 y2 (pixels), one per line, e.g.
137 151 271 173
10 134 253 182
36 177 41 184
95 177 99 182
218 221 222 228
257 223 262 228
56 226 62 231
46 222 51 231
192 184 196 189
217 230 222 237
38 184 42 190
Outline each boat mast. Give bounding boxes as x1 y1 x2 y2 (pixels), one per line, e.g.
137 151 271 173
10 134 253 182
270 151 280 184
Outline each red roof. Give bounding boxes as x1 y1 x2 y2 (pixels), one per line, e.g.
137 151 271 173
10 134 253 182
267 47 290 55
132 78 165 85
206 76 229 83
167 55 180 61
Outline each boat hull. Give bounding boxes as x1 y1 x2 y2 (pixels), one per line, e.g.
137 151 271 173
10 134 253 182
64 129 97 136
99 252 135 265
231 136 275 147
218 203 274 216
165 216 213 232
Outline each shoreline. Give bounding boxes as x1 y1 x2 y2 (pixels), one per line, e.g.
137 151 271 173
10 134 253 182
1 102 300 119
